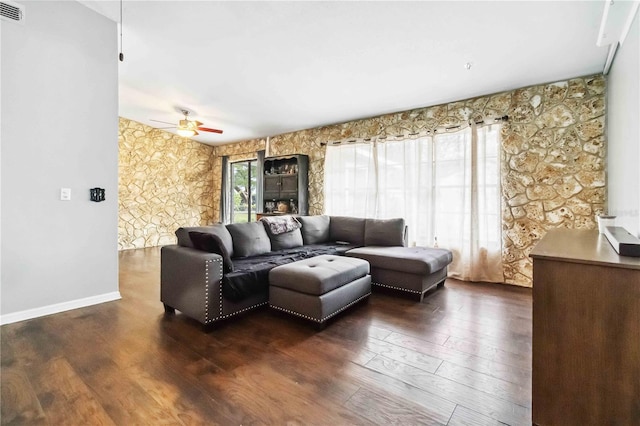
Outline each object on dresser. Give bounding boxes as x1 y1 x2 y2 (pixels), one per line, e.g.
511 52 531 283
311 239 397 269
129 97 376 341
596 215 616 233
603 226 640 257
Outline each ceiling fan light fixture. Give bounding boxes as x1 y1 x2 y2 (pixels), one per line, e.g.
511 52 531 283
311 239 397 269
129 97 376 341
177 128 196 137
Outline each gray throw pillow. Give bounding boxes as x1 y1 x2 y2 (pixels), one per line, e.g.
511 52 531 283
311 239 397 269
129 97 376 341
298 215 331 244
175 224 234 257
264 226 304 251
329 216 366 245
364 218 406 247
226 222 272 258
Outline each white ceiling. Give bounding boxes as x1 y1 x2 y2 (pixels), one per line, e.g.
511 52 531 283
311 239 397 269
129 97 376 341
78 0 610 145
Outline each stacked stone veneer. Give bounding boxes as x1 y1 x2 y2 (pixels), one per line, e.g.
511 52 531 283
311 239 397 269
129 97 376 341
212 74 606 287
118 118 215 250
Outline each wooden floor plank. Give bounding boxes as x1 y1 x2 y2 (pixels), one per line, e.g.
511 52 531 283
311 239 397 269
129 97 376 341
365 355 531 425
274 332 457 424
435 362 531 408
345 387 446 426
447 405 508 426
1 247 534 425
343 363 457 424
363 337 443 373
443 336 531 370
384 332 532 388
0 368 45 425
29 357 115 426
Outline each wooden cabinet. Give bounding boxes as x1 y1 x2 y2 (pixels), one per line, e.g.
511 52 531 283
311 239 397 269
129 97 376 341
530 229 640 425
261 155 308 215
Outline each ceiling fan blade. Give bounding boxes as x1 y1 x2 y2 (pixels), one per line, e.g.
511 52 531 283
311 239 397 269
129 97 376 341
197 127 224 134
150 119 176 125
194 120 203 127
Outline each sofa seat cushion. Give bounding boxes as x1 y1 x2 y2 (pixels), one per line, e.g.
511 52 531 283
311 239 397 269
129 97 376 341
269 255 369 296
302 243 359 255
346 246 452 275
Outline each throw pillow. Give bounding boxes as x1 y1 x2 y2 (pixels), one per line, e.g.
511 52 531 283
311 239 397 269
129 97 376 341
176 224 234 257
226 222 272 257
189 231 234 272
263 226 304 251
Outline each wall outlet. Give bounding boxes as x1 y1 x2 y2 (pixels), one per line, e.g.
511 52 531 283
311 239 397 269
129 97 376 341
60 188 71 201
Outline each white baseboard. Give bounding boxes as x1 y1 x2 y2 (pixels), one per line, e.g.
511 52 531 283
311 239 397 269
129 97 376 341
0 291 122 325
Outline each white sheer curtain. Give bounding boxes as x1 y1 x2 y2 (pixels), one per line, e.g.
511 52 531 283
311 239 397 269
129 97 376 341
324 142 377 218
324 124 504 283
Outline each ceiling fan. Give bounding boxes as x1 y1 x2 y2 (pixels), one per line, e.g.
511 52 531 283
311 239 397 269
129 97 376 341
150 109 223 137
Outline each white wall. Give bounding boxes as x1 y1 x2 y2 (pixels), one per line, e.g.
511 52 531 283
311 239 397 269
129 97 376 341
607 11 640 237
1 1 119 323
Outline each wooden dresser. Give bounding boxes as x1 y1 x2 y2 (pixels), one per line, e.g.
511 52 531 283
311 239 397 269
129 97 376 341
530 229 640 425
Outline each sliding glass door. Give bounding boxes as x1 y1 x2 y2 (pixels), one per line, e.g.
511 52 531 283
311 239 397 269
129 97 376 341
230 160 257 223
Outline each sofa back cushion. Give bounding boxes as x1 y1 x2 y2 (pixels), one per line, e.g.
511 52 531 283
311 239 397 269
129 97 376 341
226 222 272 258
329 216 366 246
298 215 331 244
175 224 234 257
364 218 406 247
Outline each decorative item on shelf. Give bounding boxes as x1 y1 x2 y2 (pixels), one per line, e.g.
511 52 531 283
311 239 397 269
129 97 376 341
290 199 298 214
277 201 289 213
265 200 275 213
90 188 105 202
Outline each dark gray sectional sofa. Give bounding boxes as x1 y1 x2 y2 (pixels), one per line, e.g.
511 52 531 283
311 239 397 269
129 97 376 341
161 215 452 326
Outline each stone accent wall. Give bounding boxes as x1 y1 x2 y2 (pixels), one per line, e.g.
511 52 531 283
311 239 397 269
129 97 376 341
118 118 215 250
212 74 606 287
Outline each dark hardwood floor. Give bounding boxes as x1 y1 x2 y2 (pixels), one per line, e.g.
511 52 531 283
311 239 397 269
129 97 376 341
1 247 533 425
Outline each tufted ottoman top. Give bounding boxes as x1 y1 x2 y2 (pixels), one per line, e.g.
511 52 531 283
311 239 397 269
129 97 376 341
345 246 452 275
269 255 369 296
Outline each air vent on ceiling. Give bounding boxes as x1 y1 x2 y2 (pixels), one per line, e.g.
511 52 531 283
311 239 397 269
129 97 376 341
1 1 25 25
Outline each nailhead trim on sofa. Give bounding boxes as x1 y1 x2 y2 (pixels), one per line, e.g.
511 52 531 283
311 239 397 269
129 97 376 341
372 281 422 294
269 292 371 323
203 257 268 324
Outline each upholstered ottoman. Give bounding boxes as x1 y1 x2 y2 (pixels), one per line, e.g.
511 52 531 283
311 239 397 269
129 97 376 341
269 255 371 327
346 246 452 301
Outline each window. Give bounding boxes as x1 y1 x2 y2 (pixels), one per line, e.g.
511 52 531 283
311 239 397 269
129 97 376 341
324 124 504 283
230 160 257 223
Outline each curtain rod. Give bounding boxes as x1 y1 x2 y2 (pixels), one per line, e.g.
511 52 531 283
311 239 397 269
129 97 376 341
321 115 509 146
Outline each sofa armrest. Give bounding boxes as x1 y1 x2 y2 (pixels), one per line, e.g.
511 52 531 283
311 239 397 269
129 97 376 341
160 245 224 324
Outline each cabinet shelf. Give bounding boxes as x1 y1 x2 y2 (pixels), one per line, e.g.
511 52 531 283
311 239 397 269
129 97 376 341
261 154 308 215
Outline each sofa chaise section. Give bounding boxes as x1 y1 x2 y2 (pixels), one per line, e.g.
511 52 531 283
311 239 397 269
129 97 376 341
346 246 452 301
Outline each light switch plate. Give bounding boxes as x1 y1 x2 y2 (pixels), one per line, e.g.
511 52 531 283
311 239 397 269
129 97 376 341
60 188 71 201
